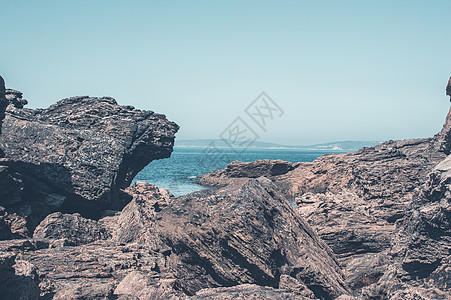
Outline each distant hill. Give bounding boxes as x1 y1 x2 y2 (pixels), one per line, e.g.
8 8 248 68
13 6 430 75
175 139 382 152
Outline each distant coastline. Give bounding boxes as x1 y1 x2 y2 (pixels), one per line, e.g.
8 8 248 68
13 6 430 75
175 139 383 152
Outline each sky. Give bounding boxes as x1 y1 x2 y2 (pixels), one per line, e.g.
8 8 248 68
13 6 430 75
1 0 450 145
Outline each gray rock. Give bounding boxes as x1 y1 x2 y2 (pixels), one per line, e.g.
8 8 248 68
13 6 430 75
109 182 172 244
0 95 178 230
33 212 110 246
447 76 451 101
0 76 7 140
4 88 28 109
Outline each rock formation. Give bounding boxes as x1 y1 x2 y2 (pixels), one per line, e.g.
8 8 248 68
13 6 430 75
197 159 300 187
4 88 28 109
0 75 8 135
0 76 450 299
130 178 349 298
0 179 351 299
0 95 179 231
447 76 451 101
198 106 451 298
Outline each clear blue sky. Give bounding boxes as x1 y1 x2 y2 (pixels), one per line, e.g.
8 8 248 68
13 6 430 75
1 0 450 145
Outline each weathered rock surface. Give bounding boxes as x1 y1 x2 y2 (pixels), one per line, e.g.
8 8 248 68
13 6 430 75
198 101 451 297
0 252 40 300
24 179 349 299
19 241 167 299
0 95 179 230
109 182 172 244
114 270 183 300
447 76 451 101
5 88 28 109
0 76 450 299
0 75 8 137
190 284 311 299
199 138 445 263
197 159 300 187
144 178 350 298
33 212 110 246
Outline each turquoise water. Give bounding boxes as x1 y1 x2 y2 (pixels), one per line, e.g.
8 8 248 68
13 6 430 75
133 147 344 197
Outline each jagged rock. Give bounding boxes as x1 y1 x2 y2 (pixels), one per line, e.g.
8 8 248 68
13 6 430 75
199 138 445 264
197 159 300 187
447 76 451 101
5 89 28 109
366 154 451 298
0 206 28 240
190 284 310 299
114 271 183 300
391 155 451 281
433 100 451 154
0 95 179 230
144 178 350 298
109 182 172 244
343 252 391 290
22 241 167 298
0 75 8 136
33 212 110 246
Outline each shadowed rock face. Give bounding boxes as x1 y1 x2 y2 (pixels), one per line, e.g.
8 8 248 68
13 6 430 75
0 76 7 135
0 96 179 227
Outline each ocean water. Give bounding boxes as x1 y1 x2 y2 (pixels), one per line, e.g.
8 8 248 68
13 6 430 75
133 147 344 197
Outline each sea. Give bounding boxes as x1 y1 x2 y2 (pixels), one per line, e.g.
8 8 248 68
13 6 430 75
133 147 345 197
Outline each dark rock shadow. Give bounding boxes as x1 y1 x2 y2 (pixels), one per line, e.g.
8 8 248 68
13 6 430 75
0 160 120 234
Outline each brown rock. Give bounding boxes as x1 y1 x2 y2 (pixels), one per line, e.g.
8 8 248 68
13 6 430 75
148 178 350 298
109 182 172 244
190 284 310 299
114 271 184 300
197 159 299 187
199 138 445 263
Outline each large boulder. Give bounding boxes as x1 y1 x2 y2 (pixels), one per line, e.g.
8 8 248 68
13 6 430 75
116 177 350 298
33 212 110 246
0 96 178 228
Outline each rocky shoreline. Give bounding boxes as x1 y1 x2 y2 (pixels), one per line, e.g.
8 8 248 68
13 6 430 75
0 76 449 299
